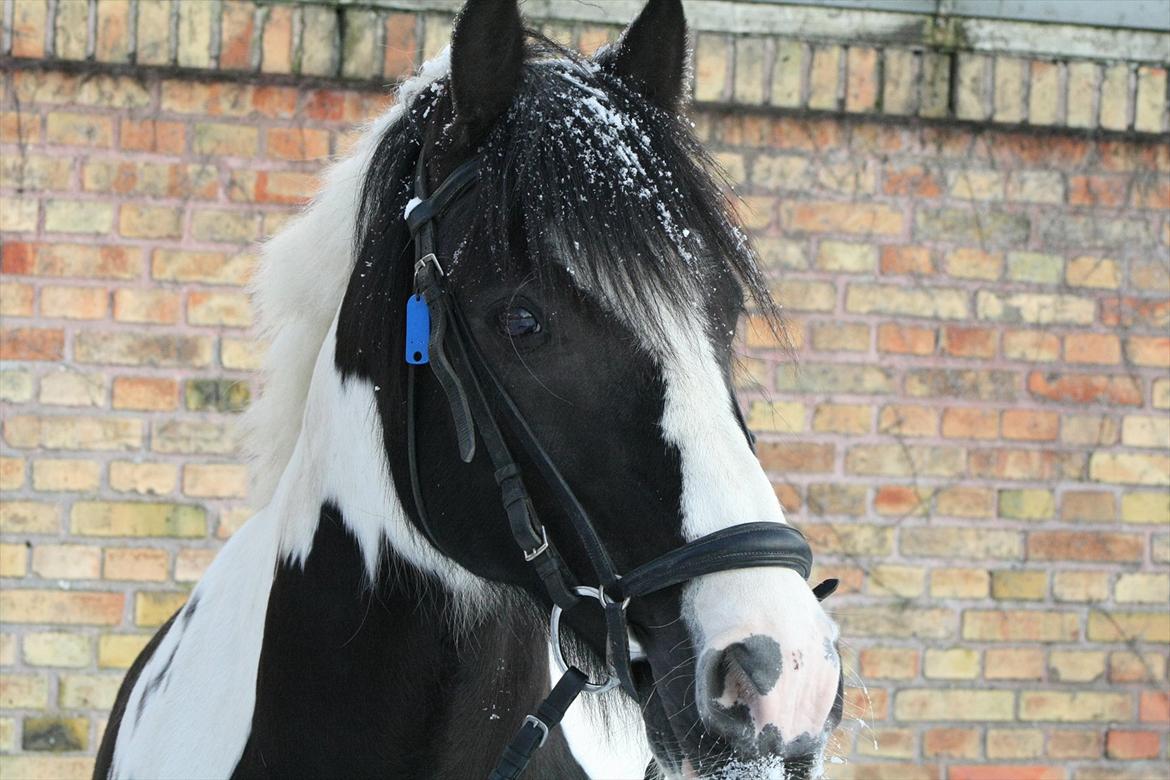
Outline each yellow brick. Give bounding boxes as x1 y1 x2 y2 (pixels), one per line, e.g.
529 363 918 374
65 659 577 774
868 565 925 598
4 415 143 451
30 544 101 579
924 648 980 680
963 610 1078 641
44 199 115 233
175 548 217 582
1066 256 1120 289
135 591 188 627
103 547 169 582
930 569 990 599
746 401 805 433
1053 571 1111 602
1121 415 1170 449
0 457 25 491
812 404 871 434
1048 650 1105 683
0 197 37 231
1122 491 1170 525
38 371 106 406
0 590 124 625
985 648 1045 680
21 715 89 751
1090 452 1170 486
182 463 248 498
992 570 1047 601
31 459 101 492
109 461 177 495
0 675 49 708
0 501 58 534
1088 611 1170 643
119 204 183 239
0 757 95 779
0 635 14 665
71 502 206 537
0 544 28 578
987 728 1044 760
1115 573 1170 604
22 633 92 668
895 689 1014 721
1019 691 1130 722
112 288 181 323
58 674 121 708
40 286 109 319
98 634 152 669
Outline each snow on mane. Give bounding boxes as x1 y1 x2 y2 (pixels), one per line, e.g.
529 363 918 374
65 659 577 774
239 50 452 505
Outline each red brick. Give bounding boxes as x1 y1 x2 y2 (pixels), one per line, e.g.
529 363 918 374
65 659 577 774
1106 730 1161 760
10 0 48 58
1101 297 1170 330
1027 372 1142 406
1068 175 1128 207
2 243 142 279
0 328 64 361
925 728 980 759
758 442 835 473
266 128 330 161
991 133 1091 170
1127 336 1170 368
253 171 317 205
782 202 904 235
219 0 257 70
875 485 929 517
251 86 298 118
305 90 347 122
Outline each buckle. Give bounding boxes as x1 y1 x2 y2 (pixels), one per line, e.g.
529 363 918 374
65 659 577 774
523 527 549 562
523 715 549 748
413 253 445 287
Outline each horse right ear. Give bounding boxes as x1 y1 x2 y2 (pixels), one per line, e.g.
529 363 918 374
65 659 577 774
449 0 525 144
595 0 688 110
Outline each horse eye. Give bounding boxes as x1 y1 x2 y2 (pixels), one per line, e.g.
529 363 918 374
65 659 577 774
497 306 541 338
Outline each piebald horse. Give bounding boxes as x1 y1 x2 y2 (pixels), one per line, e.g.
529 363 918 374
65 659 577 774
96 1 843 777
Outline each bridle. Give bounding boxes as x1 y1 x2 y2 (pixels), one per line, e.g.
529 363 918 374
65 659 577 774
402 146 837 779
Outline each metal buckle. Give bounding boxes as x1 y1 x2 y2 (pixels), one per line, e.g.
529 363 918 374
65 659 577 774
549 585 628 694
523 715 549 748
523 527 549 562
413 252 445 287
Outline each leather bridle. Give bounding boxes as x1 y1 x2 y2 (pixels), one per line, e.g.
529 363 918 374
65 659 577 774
402 149 836 779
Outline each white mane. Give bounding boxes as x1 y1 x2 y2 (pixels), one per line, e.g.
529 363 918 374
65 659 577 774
240 51 451 505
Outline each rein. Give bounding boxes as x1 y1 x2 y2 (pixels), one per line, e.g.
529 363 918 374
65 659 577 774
402 150 837 779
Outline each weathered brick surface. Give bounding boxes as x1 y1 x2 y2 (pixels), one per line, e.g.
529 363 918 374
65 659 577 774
1 3 1168 777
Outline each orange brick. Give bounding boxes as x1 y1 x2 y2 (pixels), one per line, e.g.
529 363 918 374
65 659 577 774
1064 333 1121 365
1027 372 1141 406
878 323 935 355
874 485 930 517
985 648 1045 680
1140 691 1169 723
942 326 997 358
1030 532 1143 562
1105 730 1161 760
0 328 64 361
219 0 257 70
1048 729 1103 759
1 242 142 279
781 202 904 235
266 128 330 161
878 405 938 437
384 13 418 78
881 245 933 275
1069 175 1127 207
120 119 186 154
1002 409 1059 441
884 164 943 197
941 408 998 439
111 377 178 411
187 292 253 327
859 648 919 679
924 728 980 759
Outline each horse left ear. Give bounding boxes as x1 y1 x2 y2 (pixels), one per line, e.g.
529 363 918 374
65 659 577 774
450 0 525 144
596 0 688 110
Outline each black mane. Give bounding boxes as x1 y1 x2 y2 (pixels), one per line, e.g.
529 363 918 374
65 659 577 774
354 40 780 345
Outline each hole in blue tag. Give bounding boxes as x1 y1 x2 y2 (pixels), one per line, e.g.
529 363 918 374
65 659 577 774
405 295 430 365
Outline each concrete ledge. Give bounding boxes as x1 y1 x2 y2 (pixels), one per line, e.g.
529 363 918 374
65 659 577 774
1 0 1167 135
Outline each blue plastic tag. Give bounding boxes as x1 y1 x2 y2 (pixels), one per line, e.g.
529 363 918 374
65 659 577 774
405 295 430 365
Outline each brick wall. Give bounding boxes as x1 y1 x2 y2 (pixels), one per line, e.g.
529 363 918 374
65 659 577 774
2 2 1168 779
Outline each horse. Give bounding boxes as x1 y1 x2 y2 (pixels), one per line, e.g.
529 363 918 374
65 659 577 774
94 1 844 777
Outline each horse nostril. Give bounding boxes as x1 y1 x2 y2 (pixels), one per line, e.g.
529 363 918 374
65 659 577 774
699 635 784 746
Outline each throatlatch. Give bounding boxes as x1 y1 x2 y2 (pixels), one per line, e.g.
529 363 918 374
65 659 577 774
403 150 836 779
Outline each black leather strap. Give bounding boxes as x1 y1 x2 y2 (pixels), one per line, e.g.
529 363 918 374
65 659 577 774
608 522 813 602
489 667 589 780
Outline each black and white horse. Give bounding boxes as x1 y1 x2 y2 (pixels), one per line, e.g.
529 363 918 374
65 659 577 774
96 1 843 777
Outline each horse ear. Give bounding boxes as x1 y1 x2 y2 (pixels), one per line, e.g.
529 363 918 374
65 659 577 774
596 0 688 110
449 0 525 143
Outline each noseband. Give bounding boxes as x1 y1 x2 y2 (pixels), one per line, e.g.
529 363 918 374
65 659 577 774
402 150 837 779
